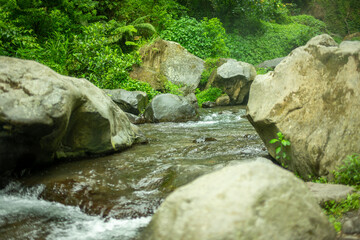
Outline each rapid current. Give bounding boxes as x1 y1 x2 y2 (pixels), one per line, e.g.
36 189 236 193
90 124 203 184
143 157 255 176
0 106 266 240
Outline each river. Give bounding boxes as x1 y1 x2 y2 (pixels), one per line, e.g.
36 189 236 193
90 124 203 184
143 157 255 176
0 106 266 240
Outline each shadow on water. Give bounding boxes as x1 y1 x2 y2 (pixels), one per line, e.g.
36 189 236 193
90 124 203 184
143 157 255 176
0 106 267 240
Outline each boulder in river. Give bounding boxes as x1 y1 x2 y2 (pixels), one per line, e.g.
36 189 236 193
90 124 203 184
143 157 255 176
0 56 145 175
140 158 335 240
130 39 205 94
103 89 148 115
215 94 230 106
206 59 256 105
144 94 198 123
247 34 360 178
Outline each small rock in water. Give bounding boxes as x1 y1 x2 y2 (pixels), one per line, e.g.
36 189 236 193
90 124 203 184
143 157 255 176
218 110 232 115
202 101 216 108
193 137 217 143
243 134 257 140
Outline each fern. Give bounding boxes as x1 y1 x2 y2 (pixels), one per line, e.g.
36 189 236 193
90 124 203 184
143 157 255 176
108 17 156 45
133 23 156 37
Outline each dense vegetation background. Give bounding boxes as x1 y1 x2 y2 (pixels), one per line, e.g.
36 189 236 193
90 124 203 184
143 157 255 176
0 0 359 96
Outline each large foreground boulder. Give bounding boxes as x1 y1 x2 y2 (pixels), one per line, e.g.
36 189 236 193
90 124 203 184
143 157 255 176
103 89 148 115
144 94 198 123
0 57 144 175
140 158 335 240
206 59 256 104
130 39 204 93
247 34 360 178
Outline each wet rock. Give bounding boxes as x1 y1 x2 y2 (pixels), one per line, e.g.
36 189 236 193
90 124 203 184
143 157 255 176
104 89 148 115
125 112 147 125
144 94 198 123
206 59 256 105
38 178 161 219
215 94 230 106
201 101 216 108
141 158 335 240
306 182 355 205
184 93 198 108
130 39 204 93
247 34 360 178
0 56 144 175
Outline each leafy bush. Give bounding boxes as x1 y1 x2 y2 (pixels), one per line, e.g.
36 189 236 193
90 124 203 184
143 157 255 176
0 0 100 39
164 81 183 96
311 0 360 37
195 87 223 106
120 78 160 100
199 58 219 89
256 67 273 75
180 0 289 27
323 193 360 232
334 154 360 186
71 34 140 89
160 17 229 59
0 7 41 56
68 21 157 91
291 14 326 31
226 18 325 65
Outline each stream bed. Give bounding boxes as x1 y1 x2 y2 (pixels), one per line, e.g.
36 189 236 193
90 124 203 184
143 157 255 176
0 106 266 240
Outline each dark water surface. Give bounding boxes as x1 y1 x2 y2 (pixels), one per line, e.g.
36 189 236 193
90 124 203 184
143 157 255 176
0 106 266 240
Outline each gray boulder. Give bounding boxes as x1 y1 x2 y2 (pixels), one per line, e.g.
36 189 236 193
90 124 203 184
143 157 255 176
256 57 286 69
206 59 256 104
104 89 148 115
130 39 204 93
247 34 360 178
144 94 198 123
141 158 335 240
0 56 144 175
342 210 360 235
184 93 198 108
306 182 355 205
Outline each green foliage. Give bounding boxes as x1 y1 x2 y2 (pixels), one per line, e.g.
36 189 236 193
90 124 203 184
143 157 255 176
0 7 41 56
160 16 229 59
200 58 219 88
291 14 327 31
103 0 186 30
334 154 360 186
108 17 157 53
323 193 360 232
227 18 325 65
69 21 141 89
312 0 360 36
120 78 160 100
179 0 289 27
0 0 101 38
269 132 291 166
164 81 183 96
195 87 223 106
256 67 273 75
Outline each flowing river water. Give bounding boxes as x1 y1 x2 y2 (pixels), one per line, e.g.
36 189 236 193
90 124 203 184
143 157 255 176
0 106 267 240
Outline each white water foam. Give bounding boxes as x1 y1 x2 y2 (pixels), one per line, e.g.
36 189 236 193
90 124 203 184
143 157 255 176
0 182 151 240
